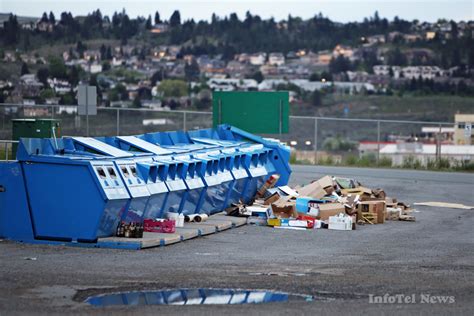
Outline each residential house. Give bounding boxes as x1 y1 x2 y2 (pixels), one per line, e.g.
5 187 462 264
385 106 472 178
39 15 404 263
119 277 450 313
48 78 71 95
150 23 169 34
225 61 252 78
333 45 355 60
36 20 53 32
83 50 101 62
249 53 266 66
268 53 285 66
316 50 333 65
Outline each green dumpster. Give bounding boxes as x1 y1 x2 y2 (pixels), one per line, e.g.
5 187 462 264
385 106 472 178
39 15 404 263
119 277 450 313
12 119 61 158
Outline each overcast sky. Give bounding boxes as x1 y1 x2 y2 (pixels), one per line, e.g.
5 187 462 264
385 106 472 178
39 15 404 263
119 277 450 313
1 0 473 22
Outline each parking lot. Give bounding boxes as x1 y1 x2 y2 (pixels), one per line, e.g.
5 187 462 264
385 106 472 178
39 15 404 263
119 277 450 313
1 165 473 314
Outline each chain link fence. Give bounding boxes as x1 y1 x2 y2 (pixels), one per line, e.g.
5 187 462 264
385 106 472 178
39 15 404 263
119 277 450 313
1 103 458 167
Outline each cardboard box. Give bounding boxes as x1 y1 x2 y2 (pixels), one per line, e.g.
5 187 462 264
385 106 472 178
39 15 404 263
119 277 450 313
357 201 386 224
267 218 281 226
296 181 327 199
264 192 281 205
316 175 334 189
328 214 353 231
317 203 346 220
271 197 298 218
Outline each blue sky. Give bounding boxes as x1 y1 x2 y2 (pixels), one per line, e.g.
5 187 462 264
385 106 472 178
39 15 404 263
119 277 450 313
1 0 473 22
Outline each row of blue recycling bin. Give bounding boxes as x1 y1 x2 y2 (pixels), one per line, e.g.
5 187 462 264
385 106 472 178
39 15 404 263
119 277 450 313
0 124 291 244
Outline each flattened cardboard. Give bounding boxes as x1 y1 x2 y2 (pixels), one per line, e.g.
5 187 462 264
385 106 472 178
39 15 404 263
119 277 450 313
341 186 373 196
297 182 327 199
317 175 334 189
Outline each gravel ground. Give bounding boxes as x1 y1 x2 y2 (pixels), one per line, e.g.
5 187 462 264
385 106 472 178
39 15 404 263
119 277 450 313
0 165 473 315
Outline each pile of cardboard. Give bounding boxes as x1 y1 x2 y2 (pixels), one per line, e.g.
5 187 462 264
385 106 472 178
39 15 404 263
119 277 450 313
227 174 415 231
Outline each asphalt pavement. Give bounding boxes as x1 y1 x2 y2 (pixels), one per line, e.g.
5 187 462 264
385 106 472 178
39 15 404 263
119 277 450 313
0 165 473 315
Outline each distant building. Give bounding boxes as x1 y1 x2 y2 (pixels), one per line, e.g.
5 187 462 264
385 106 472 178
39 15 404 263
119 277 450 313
380 143 474 166
454 114 474 145
268 53 285 66
425 31 437 40
36 20 53 32
333 45 355 60
249 53 266 66
150 23 169 34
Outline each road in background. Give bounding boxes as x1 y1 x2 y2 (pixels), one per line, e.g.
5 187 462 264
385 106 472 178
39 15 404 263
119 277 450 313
0 165 473 314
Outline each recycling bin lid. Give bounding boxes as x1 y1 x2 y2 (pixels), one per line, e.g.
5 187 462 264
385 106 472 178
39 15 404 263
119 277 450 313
117 136 173 155
69 137 133 158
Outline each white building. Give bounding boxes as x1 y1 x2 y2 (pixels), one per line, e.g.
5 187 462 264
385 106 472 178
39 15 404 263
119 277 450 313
249 53 266 66
380 143 474 166
268 53 285 66
207 78 258 91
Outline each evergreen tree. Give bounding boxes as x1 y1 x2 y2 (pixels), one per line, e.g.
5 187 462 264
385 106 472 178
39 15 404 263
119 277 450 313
170 10 181 27
251 71 264 83
49 11 56 24
184 59 200 81
37 68 50 86
21 62 30 76
146 15 152 29
154 11 161 24
41 12 48 22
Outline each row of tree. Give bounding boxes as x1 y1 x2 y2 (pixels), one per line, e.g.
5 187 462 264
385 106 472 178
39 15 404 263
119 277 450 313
2 10 473 69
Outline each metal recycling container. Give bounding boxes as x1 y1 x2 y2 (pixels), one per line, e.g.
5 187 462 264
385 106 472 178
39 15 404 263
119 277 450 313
8 138 130 242
0 124 291 247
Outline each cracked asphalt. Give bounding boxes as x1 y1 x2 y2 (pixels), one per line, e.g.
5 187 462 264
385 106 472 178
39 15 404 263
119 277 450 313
0 165 473 315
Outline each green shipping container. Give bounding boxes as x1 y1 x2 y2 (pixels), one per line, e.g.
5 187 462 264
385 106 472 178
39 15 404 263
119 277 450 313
12 119 61 157
212 91 289 134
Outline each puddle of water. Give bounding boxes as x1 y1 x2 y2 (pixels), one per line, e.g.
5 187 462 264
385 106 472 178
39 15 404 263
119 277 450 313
86 288 313 306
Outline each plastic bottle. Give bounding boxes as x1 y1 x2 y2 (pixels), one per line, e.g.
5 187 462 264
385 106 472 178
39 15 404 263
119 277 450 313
177 213 185 227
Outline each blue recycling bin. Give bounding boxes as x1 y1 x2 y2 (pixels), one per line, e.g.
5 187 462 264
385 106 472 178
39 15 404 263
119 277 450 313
0 124 292 247
8 138 131 242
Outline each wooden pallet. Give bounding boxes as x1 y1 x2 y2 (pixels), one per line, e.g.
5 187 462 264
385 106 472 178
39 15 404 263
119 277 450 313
361 212 377 225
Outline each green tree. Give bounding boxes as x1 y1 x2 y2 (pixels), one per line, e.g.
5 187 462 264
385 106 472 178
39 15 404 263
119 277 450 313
310 90 322 106
154 11 161 24
145 15 152 29
48 56 68 79
309 72 320 81
169 10 181 27
132 95 142 108
40 88 55 100
387 48 407 66
184 59 200 81
20 62 30 75
251 71 264 83
37 68 50 85
68 66 80 85
158 79 188 97
329 55 352 74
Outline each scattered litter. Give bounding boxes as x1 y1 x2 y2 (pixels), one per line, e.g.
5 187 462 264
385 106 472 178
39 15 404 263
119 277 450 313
143 219 176 233
328 213 354 231
185 214 208 223
414 202 474 210
226 173 417 232
24 257 37 261
116 221 144 238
